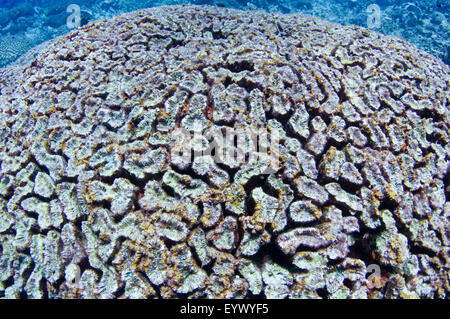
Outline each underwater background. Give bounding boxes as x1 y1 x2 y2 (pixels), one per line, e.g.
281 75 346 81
0 0 449 69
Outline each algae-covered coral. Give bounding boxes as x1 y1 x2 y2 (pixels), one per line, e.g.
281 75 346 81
0 5 449 299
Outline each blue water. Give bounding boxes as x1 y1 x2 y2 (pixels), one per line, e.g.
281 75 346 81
0 0 449 68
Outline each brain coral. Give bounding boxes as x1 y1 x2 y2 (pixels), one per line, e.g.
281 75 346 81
0 5 449 299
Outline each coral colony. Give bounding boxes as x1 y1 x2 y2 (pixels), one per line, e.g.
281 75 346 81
0 5 449 299
0 1 449 68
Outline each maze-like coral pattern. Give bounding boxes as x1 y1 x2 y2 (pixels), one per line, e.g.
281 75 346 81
0 5 449 299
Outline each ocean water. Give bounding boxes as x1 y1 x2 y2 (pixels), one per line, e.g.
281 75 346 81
0 0 448 68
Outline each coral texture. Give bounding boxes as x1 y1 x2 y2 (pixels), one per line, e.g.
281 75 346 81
0 5 449 299
1 0 448 69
